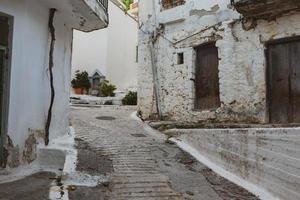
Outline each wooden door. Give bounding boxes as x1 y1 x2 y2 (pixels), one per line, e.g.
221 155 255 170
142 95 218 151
268 39 300 123
0 15 10 167
195 43 220 110
0 49 3 138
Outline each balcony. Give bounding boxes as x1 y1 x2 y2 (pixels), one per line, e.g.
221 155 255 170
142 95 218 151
232 0 300 20
40 0 109 32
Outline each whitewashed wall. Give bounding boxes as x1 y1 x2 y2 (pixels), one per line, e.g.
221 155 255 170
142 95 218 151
138 0 300 199
72 29 108 76
169 128 300 200
72 1 138 91
106 2 138 91
138 0 300 123
0 0 72 167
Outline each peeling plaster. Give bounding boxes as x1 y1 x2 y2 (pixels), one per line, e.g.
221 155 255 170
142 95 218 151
4 136 20 168
190 5 220 17
138 0 300 123
23 134 37 164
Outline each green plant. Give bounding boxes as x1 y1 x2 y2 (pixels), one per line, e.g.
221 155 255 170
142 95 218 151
71 70 91 91
122 91 137 105
123 0 133 11
99 80 117 97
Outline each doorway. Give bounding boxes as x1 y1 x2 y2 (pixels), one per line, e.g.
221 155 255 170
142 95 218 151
0 13 12 167
194 43 220 110
267 38 300 123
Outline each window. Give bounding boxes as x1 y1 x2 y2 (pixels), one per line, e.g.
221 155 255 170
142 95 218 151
177 52 184 64
194 43 220 110
161 0 185 10
136 46 138 63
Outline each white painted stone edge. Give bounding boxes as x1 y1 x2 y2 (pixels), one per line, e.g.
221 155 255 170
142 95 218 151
130 111 281 200
131 111 168 141
49 126 109 200
169 138 281 200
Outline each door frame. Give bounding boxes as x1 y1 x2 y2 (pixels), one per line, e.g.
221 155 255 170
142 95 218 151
265 36 300 124
0 12 13 167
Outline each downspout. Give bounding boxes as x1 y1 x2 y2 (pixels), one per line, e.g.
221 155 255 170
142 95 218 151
45 8 56 145
149 0 163 120
149 37 162 120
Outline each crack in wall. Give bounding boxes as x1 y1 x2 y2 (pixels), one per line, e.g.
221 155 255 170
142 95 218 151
45 8 56 146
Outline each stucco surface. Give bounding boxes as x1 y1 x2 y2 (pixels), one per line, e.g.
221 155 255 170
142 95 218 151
138 0 300 123
167 128 300 200
0 0 107 167
72 1 138 91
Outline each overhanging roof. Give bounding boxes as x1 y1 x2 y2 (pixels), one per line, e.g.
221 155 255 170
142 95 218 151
232 0 300 20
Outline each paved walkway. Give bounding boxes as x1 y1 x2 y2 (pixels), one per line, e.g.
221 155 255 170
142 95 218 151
70 106 259 200
0 106 258 200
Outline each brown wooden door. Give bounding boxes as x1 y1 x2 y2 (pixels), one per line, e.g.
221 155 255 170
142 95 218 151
268 39 300 123
195 43 220 110
0 15 10 167
0 49 4 139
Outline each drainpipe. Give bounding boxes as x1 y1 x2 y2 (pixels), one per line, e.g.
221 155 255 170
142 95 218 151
149 33 163 120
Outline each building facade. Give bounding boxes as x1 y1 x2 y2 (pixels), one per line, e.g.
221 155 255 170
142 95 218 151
138 0 300 199
138 0 300 124
106 0 139 92
0 0 108 168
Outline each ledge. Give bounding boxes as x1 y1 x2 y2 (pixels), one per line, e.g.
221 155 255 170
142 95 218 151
232 0 300 20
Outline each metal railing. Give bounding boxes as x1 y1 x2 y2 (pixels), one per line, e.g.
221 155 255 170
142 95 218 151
97 0 108 12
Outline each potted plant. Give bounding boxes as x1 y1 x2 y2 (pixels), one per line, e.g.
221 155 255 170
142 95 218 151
71 70 91 94
98 80 117 97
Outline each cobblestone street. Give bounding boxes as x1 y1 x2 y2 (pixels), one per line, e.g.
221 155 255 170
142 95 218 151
69 106 259 200
0 106 259 200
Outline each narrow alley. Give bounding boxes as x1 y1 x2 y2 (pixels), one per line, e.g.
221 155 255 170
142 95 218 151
69 106 258 200
1 0 300 199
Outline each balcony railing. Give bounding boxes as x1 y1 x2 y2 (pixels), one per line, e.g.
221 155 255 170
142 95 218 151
97 0 108 12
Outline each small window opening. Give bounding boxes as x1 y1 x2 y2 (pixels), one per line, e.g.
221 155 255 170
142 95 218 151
177 53 184 64
136 46 138 63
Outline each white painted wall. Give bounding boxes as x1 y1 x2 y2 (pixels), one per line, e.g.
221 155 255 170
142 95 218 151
106 2 138 91
0 0 72 167
72 1 138 91
72 29 108 76
170 128 300 200
0 0 107 167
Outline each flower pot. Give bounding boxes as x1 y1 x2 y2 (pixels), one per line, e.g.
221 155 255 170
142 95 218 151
74 88 83 95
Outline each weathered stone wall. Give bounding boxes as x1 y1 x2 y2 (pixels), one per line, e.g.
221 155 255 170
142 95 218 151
138 0 300 123
167 128 300 200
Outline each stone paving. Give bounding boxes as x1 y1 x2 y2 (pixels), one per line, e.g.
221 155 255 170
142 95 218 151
70 106 259 200
0 106 259 200
0 172 56 200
